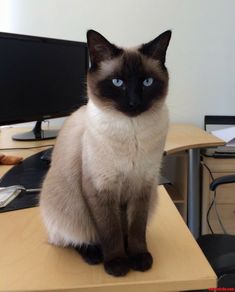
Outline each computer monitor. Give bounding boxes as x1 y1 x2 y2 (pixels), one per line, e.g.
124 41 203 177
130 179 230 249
0 32 89 141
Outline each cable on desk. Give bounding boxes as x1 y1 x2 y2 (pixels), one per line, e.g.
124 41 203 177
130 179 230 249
0 144 54 151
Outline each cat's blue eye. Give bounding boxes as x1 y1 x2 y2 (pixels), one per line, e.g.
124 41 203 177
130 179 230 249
143 78 154 87
112 79 123 87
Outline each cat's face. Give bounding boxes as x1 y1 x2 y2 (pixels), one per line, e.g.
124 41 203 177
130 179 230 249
87 30 171 117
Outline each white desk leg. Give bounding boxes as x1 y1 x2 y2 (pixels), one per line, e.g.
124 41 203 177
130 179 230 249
187 148 200 238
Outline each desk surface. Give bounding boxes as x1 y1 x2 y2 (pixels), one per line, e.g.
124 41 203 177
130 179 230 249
0 124 224 157
165 124 224 155
0 127 54 176
0 125 219 291
0 124 223 177
0 186 216 292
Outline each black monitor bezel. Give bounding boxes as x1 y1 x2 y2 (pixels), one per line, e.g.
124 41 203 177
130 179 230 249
0 31 89 126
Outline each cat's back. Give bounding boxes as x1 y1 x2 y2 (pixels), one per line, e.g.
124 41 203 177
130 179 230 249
40 105 87 207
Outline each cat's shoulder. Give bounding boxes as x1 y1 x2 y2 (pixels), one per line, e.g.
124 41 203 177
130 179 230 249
62 105 87 130
54 105 87 147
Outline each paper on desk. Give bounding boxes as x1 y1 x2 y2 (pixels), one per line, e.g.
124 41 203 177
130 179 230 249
227 138 235 147
212 126 235 146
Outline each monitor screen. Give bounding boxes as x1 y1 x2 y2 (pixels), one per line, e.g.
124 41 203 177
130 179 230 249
0 32 88 126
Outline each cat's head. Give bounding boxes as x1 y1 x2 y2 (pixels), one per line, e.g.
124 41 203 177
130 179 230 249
86 30 171 117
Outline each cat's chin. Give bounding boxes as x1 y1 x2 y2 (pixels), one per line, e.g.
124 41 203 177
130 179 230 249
117 106 150 117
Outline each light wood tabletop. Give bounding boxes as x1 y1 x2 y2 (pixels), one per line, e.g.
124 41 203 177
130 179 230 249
0 127 54 176
164 124 223 237
0 186 216 292
165 124 224 155
0 125 220 291
0 124 224 160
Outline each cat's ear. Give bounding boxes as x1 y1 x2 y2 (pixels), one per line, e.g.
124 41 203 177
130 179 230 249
87 30 122 66
139 30 172 64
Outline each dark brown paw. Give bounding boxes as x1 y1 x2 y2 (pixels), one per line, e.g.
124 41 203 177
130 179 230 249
129 252 153 271
104 257 130 277
75 244 103 265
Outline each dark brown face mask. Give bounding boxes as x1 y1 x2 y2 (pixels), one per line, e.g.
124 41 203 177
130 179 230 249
86 30 171 116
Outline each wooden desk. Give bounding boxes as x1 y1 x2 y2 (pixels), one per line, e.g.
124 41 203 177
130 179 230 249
0 124 223 173
0 124 223 155
0 127 55 176
0 186 216 292
0 125 224 238
165 124 223 237
165 124 224 155
0 125 220 291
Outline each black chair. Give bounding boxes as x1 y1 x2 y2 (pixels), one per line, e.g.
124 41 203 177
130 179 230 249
197 174 235 288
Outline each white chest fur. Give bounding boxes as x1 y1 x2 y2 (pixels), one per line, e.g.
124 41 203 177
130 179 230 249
84 101 168 191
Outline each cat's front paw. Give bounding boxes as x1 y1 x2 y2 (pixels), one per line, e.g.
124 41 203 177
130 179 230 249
75 244 103 265
128 251 153 271
104 257 130 277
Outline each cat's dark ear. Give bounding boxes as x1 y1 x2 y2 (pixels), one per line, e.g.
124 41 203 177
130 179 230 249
87 30 123 67
139 30 172 64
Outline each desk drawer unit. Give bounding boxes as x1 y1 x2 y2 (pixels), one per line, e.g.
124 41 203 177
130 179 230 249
209 204 235 234
202 156 235 235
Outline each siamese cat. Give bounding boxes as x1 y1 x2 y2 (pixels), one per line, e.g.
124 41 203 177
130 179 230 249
40 29 171 277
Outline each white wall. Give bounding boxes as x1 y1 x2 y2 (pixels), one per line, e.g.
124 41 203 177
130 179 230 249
0 0 234 128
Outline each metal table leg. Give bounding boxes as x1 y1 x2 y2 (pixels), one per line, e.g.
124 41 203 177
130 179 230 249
187 148 200 238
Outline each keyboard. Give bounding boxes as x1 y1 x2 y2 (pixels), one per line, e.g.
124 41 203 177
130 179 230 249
215 146 235 154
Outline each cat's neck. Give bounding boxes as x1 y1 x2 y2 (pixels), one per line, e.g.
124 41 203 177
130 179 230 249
86 99 168 137
86 100 132 136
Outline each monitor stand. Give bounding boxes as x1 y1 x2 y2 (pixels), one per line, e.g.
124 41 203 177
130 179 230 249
12 121 59 141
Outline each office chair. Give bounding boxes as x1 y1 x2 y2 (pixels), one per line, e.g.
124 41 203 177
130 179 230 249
197 174 235 288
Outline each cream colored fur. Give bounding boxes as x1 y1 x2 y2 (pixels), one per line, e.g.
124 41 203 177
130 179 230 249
40 97 168 247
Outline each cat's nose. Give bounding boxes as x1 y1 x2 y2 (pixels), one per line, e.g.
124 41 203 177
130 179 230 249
128 96 141 108
128 101 137 108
